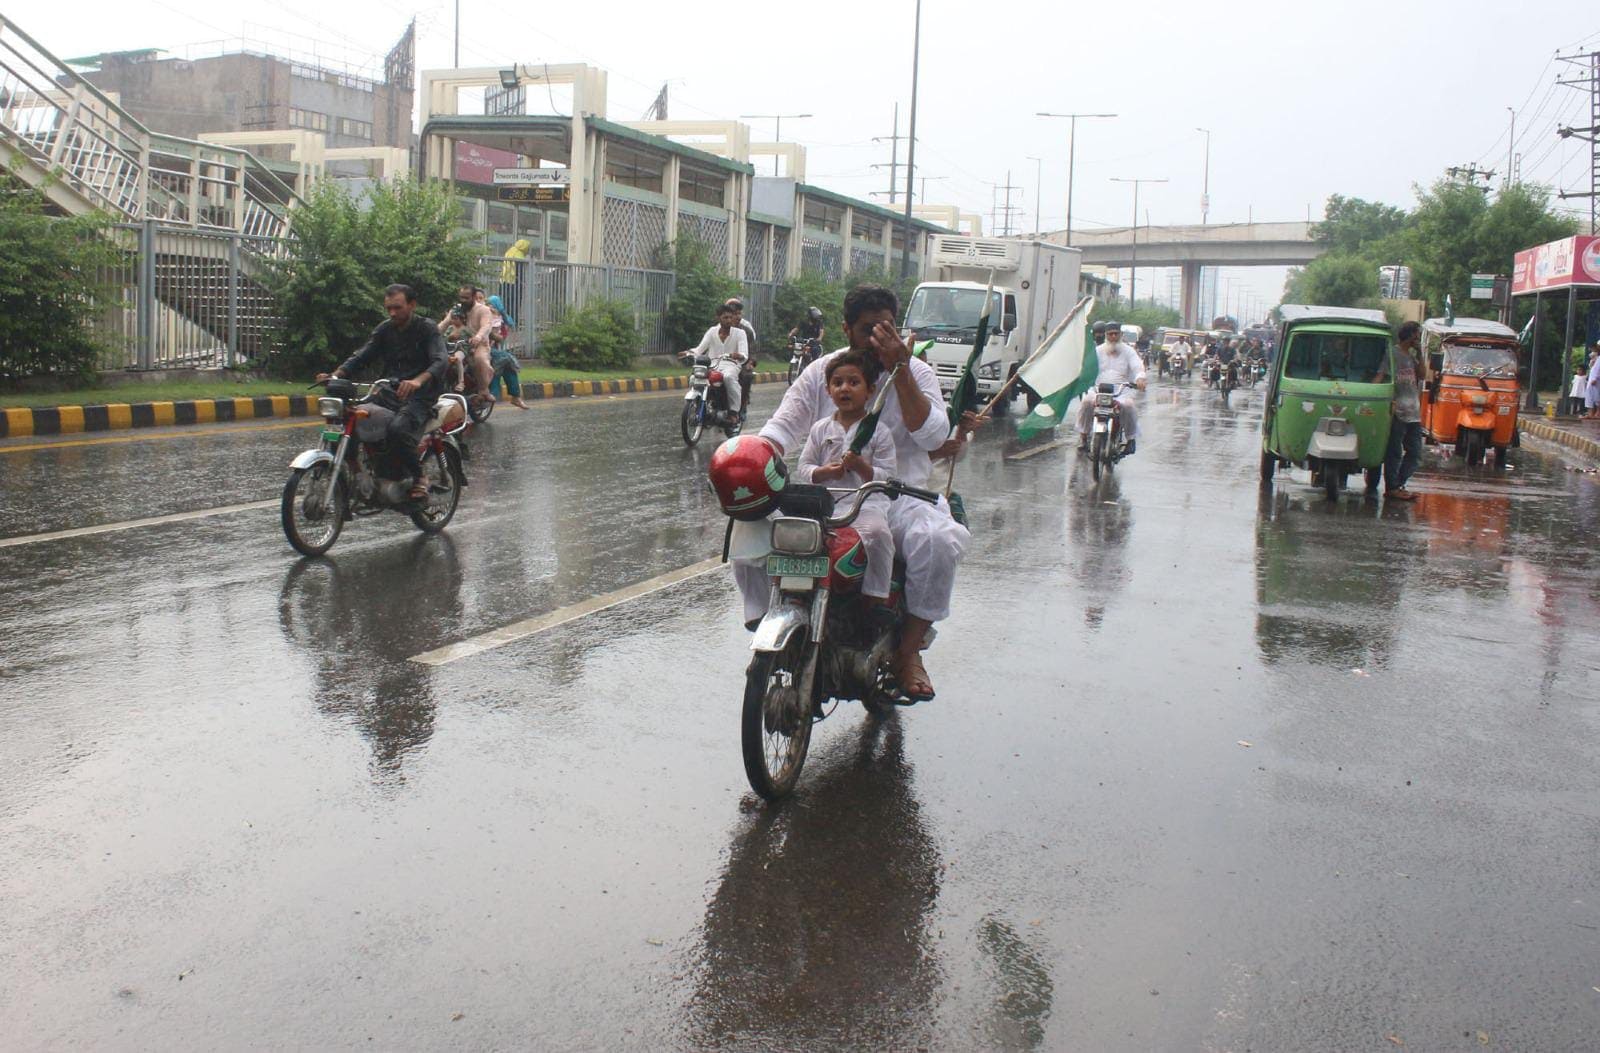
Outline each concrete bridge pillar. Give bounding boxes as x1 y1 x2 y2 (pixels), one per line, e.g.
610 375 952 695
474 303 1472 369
1180 262 1204 328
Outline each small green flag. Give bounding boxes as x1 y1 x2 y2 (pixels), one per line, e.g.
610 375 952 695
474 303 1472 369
849 363 902 455
947 271 997 431
1444 294 1456 325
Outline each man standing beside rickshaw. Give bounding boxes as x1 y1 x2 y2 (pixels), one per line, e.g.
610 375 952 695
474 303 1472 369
1373 321 1423 501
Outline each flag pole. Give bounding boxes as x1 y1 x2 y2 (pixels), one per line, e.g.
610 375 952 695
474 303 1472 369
973 296 1095 419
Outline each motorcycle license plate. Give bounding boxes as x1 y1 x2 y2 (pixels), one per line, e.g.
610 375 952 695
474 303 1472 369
767 554 829 578
321 429 342 443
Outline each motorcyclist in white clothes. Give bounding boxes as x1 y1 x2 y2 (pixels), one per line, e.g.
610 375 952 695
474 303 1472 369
1076 320 1148 455
680 303 749 415
739 285 969 702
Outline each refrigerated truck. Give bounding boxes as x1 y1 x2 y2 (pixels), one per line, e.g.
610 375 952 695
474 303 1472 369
904 236 1083 409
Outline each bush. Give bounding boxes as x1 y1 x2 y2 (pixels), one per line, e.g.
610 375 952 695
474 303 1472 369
540 299 640 371
771 264 919 344
660 239 742 352
0 176 122 384
264 178 478 378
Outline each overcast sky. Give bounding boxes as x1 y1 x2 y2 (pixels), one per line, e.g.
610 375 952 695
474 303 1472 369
45 0 1600 313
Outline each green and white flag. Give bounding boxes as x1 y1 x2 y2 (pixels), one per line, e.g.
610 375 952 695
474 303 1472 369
1517 313 1535 349
947 270 997 431
1015 297 1097 442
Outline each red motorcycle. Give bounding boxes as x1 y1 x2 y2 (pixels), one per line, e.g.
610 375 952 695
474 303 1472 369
727 477 940 799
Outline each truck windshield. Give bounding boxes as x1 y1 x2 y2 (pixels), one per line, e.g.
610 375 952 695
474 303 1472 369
906 287 1002 332
1443 342 1518 378
1284 331 1390 383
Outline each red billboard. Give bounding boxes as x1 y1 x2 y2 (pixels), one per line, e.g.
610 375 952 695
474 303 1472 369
454 142 522 186
1511 235 1600 294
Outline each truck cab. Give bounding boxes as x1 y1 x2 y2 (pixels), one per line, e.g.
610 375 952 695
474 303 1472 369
906 236 1081 404
904 281 1018 396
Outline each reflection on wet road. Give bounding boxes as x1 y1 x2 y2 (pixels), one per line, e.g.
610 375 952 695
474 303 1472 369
2 380 1597 1049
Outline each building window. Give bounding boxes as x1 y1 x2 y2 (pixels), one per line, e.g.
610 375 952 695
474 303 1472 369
288 108 328 132
336 117 373 141
803 198 844 235
604 144 666 194
852 214 884 243
678 167 725 207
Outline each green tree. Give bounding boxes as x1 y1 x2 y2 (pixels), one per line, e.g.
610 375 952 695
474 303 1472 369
1400 181 1577 315
1282 254 1382 308
660 238 742 353
1312 194 1409 254
265 178 478 378
1089 297 1181 333
0 175 123 384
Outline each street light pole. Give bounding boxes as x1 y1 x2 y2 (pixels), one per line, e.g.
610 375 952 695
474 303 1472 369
1027 155 1043 234
899 0 922 279
738 112 814 176
1110 176 1167 305
1037 112 1116 246
1506 106 1516 189
1196 127 1211 224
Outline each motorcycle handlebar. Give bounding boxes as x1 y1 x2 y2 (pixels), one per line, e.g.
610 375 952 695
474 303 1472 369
823 478 938 527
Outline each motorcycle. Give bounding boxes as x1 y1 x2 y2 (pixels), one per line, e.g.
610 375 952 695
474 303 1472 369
732 478 942 799
1169 355 1190 381
681 353 743 447
281 378 469 556
1088 382 1132 481
1220 360 1239 404
446 338 495 424
786 337 821 384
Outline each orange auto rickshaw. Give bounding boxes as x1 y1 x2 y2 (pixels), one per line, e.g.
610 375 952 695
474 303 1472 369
1418 317 1522 466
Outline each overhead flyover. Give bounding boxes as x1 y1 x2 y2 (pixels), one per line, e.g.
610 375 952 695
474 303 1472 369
1041 221 1323 325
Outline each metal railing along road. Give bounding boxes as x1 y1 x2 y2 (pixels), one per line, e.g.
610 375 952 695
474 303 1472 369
478 258 676 359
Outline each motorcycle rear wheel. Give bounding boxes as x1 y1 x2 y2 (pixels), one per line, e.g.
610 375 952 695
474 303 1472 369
741 634 815 801
681 402 704 447
281 464 345 556
409 448 460 533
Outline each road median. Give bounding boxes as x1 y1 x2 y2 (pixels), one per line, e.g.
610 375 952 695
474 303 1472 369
0 371 787 438
1519 417 1600 464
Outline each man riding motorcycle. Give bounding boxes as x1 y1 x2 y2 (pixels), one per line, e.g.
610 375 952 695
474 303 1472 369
1076 320 1148 456
787 306 826 366
726 298 759 421
737 285 969 702
441 284 497 401
315 284 450 502
681 304 750 417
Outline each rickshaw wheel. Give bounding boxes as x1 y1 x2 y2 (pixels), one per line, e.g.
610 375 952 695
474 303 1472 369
1493 445 1508 467
1259 450 1276 485
1322 467 1342 501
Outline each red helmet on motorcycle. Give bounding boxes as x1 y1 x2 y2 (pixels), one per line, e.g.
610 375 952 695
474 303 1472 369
708 435 788 520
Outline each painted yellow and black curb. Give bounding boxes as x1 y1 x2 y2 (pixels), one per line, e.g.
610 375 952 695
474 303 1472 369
1519 417 1600 462
0 371 788 439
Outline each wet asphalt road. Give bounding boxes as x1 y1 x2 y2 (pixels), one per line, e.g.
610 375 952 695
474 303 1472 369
2 378 1599 1051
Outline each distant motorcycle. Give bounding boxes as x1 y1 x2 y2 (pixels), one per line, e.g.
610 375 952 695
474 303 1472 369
1169 355 1190 381
1219 360 1238 405
281 378 469 556
680 353 742 447
786 337 821 384
1088 382 1132 481
732 478 941 799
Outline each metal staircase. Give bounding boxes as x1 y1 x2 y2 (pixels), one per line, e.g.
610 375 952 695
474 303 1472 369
1 13 299 366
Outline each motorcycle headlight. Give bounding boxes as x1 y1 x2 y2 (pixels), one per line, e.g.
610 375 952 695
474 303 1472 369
976 362 1002 380
693 366 708 379
1326 418 1349 437
317 397 344 419
1096 392 1116 407
771 517 823 556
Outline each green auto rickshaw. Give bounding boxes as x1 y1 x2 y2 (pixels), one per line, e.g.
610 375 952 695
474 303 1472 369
1259 305 1395 500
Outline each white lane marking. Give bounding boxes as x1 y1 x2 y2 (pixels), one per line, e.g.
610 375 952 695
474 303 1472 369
0 499 278 549
411 556 726 666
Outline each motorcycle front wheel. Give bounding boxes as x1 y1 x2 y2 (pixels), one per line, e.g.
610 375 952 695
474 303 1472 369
1090 431 1108 481
469 393 494 424
741 633 815 801
681 401 704 447
281 463 346 556
409 447 460 533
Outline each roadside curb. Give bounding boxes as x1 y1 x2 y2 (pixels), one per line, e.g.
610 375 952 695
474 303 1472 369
1519 418 1600 463
0 371 787 439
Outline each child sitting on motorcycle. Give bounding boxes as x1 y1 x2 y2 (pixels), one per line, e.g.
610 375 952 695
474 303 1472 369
796 349 898 609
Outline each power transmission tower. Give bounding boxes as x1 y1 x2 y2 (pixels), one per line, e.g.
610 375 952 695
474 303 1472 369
870 103 911 203
989 170 1024 236
1556 49 1600 233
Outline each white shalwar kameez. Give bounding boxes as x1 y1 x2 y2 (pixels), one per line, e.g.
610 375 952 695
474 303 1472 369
1075 339 1147 439
734 348 969 625
797 414 898 600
